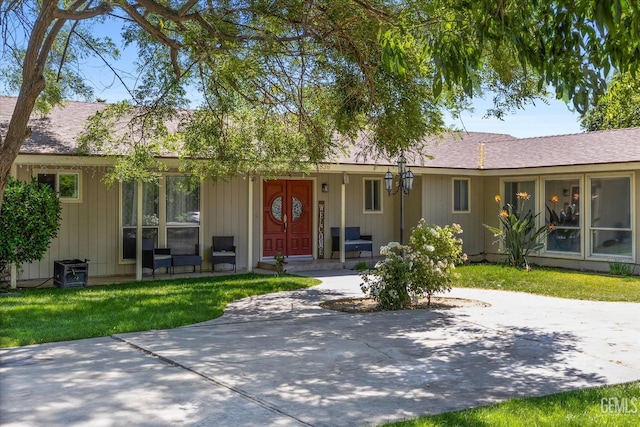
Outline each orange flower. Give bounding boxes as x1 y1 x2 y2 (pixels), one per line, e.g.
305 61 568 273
550 195 559 203
516 192 530 200
573 193 580 201
500 210 509 218
494 195 501 203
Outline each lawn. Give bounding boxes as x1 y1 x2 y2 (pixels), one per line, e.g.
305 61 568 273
0 273 318 347
455 264 640 302
384 381 640 427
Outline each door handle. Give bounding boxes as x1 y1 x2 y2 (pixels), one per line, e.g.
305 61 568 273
283 214 288 232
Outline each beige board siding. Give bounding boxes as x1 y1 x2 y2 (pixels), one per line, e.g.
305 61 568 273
16 166 122 281
314 172 395 258
202 175 249 270
482 176 502 258
421 174 487 257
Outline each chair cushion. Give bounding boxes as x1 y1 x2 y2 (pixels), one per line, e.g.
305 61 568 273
212 251 235 256
154 255 172 261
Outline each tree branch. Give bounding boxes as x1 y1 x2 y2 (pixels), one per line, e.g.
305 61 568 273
52 2 113 21
118 1 183 76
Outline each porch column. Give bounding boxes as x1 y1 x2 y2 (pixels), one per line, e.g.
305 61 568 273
136 180 143 281
340 179 346 263
9 163 17 288
247 175 254 272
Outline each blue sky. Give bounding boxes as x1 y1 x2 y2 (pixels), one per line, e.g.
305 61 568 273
445 98 582 138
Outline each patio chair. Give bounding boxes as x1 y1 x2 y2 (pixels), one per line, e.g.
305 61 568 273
211 236 236 272
142 238 172 278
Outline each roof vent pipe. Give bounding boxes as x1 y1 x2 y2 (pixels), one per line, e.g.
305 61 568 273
478 142 485 169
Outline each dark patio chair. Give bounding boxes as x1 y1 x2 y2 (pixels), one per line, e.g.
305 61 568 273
211 236 236 272
142 238 172 278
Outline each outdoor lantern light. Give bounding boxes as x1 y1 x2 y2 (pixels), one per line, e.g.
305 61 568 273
384 152 414 244
404 169 414 191
384 169 394 193
398 153 406 175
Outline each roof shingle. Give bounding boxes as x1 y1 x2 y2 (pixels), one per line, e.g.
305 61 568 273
3 96 640 169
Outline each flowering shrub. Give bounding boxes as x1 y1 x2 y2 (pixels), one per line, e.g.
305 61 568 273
360 221 467 310
484 193 548 268
407 221 467 305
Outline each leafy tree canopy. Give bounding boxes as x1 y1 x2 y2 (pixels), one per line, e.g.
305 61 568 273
580 72 640 131
1 1 640 204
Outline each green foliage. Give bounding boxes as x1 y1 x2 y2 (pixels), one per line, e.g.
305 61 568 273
274 252 287 276
407 221 467 304
360 222 466 310
379 0 640 116
0 177 61 274
352 261 369 272
455 264 640 302
5 0 640 191
484 193 548 268
0 274 318 347
361 242 413 310
580 72 640 131
383 382 640 427
609 261 635 277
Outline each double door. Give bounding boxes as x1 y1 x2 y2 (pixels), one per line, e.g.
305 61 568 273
263 180 312 257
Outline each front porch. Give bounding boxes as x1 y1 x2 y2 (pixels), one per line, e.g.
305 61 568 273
10 257 381 289
257 256 380 273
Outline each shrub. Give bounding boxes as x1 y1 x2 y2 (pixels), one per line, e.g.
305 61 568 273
274 252 287 276
484 193 548 269
609 261 635 276
0 177 62 277
407 221 467 305
360 242 413 309
360 221 466 310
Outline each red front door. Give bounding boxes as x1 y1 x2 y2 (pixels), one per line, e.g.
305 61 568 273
263 180 313 257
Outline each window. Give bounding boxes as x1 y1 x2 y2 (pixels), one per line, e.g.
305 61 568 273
363 178 382 213
503 180 537 214
120 176 200 261
121 180 159 260
37 172 81 201
589 176 632 257
166 176 200 254
453 178 470 212
545 178 581 254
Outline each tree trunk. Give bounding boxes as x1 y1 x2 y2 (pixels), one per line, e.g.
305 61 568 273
0 3 55 211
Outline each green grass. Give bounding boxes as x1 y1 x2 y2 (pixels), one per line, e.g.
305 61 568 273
0 273 318 347
455 264 640 302
384 382 640 427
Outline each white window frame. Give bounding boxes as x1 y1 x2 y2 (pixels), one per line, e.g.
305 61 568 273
34 169 82 203
164 174 201 253
586 172 635 261
118 178 162 264
363 177 383 214
119 175 202 264
452 177 470 214
541 175 584 259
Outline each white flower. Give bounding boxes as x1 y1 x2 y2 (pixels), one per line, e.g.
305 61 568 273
425 245 435 252
430 228 439 237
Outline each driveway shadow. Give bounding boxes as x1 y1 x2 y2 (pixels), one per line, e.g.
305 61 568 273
119 308 618 427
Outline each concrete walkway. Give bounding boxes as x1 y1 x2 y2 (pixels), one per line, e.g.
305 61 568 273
2 270 640 426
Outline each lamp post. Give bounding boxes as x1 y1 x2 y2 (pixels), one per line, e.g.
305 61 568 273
384 153 414 244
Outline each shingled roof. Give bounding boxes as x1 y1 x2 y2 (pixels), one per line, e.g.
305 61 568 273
3 96 640 170
1 96 109 154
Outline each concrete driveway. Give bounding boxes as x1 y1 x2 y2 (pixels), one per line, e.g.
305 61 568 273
2 270 639 426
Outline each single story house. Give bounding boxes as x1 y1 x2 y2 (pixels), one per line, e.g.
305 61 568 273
2 96 639 285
